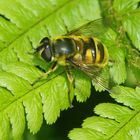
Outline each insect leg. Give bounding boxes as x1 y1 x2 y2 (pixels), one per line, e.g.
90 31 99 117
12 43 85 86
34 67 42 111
32 62 58 85
65 66 74 108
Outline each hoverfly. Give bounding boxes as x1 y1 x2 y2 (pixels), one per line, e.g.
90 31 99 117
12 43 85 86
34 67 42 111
32 19 110 106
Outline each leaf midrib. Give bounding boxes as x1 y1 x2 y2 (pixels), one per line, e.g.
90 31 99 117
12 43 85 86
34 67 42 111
0 70 65 113
108 109 140 139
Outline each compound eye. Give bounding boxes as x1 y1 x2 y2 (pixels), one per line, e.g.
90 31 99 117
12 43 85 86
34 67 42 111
41 45 52 62
40 37 50 45
36 37 50 53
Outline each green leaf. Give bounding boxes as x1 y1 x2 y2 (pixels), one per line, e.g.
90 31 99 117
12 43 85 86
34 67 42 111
125 48 140 86
7 102 25 140
109 47 126 84
69 86 140 140
122 10 140 51
0 0 103 139
2 62 42 83
0 112 10 140
113 0 140 51
111 86 140 110
0 71 32 95
23 91 43 134
113 0 139 14
73 69 91 102
102 29 127 84
40 75 69 124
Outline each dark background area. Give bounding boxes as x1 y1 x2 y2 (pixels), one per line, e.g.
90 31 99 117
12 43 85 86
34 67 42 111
23 87 115 140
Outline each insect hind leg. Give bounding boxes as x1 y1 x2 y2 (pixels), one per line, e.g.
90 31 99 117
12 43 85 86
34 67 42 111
65 66 75 108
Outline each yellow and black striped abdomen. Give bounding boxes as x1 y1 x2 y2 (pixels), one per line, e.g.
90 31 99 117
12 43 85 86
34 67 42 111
80 37 108 67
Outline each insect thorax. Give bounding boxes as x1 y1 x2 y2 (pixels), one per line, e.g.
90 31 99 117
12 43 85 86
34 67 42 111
52 37 77 58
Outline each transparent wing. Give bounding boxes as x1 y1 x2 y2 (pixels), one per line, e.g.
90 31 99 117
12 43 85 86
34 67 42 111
67 58 112 92
68 18 108 37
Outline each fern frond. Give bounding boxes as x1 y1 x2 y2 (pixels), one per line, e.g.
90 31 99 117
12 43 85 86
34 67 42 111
113 0 140 51
0 0 101 139
69 86 140 140
1 0 140 139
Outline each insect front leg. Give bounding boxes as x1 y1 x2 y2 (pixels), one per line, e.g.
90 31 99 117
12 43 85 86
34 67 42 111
32 62 58 85
65 66 75 108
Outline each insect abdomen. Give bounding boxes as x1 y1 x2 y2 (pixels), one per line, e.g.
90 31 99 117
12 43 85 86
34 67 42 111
81 37 108 67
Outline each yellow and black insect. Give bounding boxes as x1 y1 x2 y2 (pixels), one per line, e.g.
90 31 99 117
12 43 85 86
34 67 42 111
33 19 109 106
36 35 108 66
